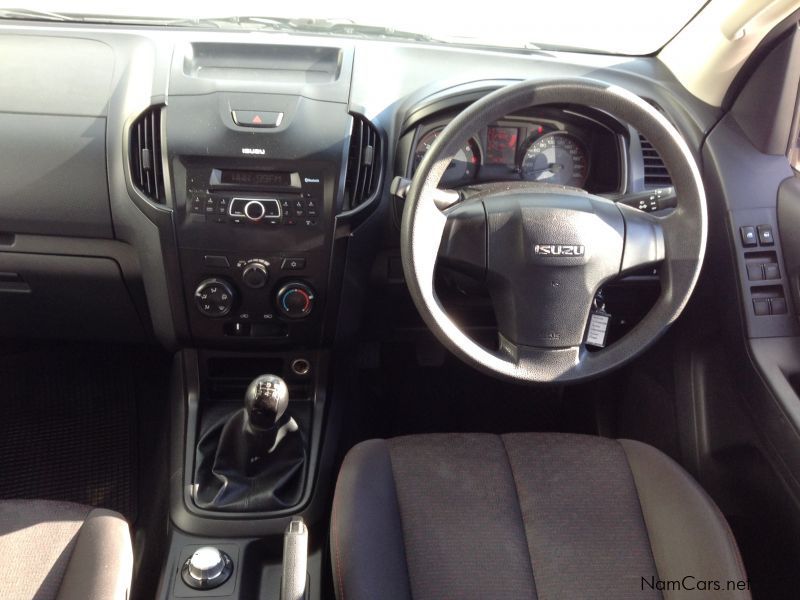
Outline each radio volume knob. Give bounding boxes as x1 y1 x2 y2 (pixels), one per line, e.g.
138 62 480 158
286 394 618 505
242 262 269 289
244 201 266 222
277 283 315 319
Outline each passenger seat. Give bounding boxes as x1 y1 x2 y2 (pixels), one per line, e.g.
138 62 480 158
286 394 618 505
0 499 132 600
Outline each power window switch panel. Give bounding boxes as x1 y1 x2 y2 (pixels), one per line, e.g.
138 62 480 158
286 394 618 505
757 225 774 246
763 263 781 280
753 299 770 316
746 264 764 281
740 226 758 247
770 298 788 315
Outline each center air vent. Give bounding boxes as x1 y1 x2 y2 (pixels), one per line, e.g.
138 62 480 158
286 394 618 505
345 114 383 209
639 134 672 188
129 106 165 203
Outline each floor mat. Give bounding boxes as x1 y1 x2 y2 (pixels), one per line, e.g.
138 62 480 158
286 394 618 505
353 342 596 439
0 345 142 521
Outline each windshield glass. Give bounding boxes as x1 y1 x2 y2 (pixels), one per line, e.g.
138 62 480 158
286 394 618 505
0 0 708 55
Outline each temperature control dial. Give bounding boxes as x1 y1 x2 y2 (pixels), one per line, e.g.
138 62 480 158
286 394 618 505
195 278 236 318
276 282 315 319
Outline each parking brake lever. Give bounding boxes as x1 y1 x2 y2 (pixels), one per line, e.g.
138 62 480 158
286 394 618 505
281 518 309 600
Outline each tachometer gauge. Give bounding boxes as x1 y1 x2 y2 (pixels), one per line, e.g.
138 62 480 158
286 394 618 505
413 127 480 187
520 132 589 187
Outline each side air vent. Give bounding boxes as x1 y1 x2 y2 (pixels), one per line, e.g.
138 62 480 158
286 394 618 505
129 106 165 203
345 114 383 209
639 134 672 188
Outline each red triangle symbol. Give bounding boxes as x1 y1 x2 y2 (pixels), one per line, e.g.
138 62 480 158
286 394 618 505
251 114 263 124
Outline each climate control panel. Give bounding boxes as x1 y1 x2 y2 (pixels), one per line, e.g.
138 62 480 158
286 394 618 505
181 248 323 347
192 276 315 321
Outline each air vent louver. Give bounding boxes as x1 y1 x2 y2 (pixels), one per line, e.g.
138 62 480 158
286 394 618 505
129 106 165 203
639 134 672 188
345 114 383 209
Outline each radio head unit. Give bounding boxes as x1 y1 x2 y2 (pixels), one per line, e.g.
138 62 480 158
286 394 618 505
185 165 323 228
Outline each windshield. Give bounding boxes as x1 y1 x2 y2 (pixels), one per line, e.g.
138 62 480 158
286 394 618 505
0 0 708 55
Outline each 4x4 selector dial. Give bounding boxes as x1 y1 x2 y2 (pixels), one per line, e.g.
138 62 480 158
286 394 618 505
195 278 236 318
241 261 269 289
276 282 315 319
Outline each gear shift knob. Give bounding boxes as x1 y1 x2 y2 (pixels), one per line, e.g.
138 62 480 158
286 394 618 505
244 374 289 429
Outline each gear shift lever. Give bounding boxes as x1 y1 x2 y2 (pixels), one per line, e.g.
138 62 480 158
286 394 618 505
244 374 297 456
194 374 308 512
245 374 289 427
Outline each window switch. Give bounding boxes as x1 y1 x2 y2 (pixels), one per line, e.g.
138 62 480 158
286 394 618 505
757 224 774 246
740 226 758 247
746 264 764 281
763 263 781 280
770 298 788 315
753 299 770 316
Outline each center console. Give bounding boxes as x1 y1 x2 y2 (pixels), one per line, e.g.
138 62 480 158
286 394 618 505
154 41 370 600
169 98 348 349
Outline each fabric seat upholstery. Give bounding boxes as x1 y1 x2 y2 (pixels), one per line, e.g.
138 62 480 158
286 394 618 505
331 433 750 600
0 499 132 600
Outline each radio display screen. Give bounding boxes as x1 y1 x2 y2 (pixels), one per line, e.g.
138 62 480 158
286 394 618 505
219 169 292 187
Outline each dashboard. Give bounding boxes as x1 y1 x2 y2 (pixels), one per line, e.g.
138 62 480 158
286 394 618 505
405 107 623 193
0 19 720 352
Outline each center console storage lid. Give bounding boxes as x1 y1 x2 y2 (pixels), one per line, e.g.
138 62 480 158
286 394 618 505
169 39 353 103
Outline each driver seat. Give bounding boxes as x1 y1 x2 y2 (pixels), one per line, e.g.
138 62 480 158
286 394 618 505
331 433 750 599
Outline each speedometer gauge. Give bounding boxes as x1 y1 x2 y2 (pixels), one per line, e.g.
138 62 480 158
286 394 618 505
520 132 589 188
414 127 480 187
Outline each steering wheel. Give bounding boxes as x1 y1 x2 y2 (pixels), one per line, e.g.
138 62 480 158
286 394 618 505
400 79 707 383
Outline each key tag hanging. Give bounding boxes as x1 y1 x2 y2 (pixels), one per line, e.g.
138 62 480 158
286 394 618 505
585 293 611 348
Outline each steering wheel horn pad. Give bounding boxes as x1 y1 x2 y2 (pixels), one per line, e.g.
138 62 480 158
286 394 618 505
401 79 706 383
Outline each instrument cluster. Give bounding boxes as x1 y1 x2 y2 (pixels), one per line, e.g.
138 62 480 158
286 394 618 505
408 110 622 193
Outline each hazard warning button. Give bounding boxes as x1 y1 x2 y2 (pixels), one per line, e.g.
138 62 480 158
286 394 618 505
231 110 284 128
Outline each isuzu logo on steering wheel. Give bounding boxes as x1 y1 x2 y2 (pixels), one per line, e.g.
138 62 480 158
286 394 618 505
534 244 586 257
